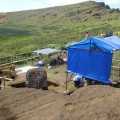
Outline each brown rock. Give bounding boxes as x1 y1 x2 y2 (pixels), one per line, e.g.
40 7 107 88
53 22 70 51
26 67 48 90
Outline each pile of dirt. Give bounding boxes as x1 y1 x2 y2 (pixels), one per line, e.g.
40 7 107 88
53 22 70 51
0 85 120 120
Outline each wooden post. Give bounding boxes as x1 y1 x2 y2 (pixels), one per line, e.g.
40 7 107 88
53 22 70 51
11 56 14 63
32 58 33 65
0 76 6 89
3 76 5 87
0 77 1 89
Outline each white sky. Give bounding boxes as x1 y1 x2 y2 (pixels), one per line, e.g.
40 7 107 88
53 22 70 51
0 0 120 12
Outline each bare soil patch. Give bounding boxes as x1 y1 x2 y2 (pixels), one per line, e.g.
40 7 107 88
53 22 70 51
0 85 120 120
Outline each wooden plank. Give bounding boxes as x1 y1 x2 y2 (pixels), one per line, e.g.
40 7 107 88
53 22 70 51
0 76 13 81
0 64 15 71
5 78 13 81
111 66 120 70
111 66 120 76
112 59 120 62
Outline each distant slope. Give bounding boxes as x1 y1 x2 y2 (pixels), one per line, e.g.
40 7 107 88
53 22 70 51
0 1 120 57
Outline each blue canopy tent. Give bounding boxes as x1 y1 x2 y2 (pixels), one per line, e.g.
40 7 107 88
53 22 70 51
66 36 120 89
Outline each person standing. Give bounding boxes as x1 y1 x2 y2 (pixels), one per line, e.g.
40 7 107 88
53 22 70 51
100 32 105 38
85 32 90 39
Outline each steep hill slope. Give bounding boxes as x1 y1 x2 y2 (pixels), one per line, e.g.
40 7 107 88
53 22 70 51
0 85 120 120
0 1 120 57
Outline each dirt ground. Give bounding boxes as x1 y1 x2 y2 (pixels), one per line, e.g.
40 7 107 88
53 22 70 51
0 63 120 120
0 85 120 120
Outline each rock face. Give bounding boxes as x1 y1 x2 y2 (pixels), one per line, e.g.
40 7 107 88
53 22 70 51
0 13 6 24
26 68 48 89
98 2 105 7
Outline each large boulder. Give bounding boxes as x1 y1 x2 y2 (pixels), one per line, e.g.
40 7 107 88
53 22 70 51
26 68 48 90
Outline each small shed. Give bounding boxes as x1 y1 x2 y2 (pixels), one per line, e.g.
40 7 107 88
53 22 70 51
67 36 120 85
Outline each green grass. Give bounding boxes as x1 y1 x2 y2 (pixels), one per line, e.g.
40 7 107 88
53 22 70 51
0 1 120 59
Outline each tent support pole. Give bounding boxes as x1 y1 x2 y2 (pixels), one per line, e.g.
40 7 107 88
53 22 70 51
68 73 73 82
90 38 91 50
66 72 68 90
65 72 74 90
113 52 115 81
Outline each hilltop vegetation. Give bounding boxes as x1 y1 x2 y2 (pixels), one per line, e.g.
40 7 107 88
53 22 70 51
0 1 120 57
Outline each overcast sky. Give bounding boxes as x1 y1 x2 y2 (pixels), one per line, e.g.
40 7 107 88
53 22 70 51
0 0 120 12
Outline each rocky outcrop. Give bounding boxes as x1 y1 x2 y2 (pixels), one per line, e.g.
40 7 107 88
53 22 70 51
98 2 105 7
109 8 120 13
0 12 6 24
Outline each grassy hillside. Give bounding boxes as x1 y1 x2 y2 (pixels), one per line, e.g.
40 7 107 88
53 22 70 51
0 1 120 57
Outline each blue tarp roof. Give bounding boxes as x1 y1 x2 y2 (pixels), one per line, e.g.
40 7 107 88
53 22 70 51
68 36 120 52
67 36 120 84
